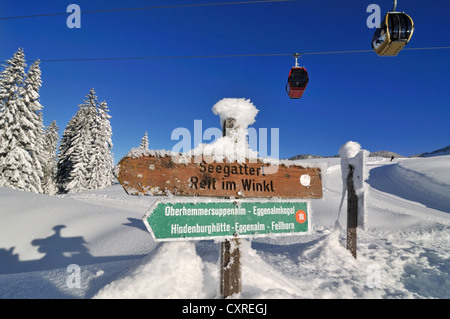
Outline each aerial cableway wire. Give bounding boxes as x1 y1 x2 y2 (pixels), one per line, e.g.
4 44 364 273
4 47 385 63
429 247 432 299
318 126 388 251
0 0 297 20
18 47 450 63
0 0 448 62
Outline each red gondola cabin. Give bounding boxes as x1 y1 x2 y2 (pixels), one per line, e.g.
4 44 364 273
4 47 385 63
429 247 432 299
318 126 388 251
286 67 309 99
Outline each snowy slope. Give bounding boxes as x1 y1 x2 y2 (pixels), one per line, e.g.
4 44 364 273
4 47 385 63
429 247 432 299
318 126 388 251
419 145 450 157
0 156 449 299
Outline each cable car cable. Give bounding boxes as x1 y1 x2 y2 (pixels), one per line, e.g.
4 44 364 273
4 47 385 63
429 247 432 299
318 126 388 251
18 46 450 63
0 0 296 20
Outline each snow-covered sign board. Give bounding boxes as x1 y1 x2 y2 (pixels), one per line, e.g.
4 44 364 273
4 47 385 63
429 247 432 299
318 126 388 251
117 153 323 199
143 199 310 241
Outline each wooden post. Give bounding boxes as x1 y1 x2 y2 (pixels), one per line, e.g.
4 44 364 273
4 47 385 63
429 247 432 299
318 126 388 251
220 238 242 297
222 117 237 137
346 164 358 259
220 117 242 298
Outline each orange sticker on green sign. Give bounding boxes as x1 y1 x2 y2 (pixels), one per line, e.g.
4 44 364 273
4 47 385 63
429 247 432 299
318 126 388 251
295 210 307 224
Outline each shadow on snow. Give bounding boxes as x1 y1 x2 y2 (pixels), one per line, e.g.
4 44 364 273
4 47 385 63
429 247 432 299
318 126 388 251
0 224 145 275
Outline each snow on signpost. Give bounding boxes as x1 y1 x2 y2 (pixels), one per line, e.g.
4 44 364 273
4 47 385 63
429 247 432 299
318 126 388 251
117 98 324 297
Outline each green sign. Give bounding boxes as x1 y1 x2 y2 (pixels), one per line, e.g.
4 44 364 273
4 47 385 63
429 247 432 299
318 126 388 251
143 200 309 241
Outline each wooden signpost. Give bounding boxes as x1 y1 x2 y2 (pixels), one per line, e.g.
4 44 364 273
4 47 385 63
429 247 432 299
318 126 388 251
117 155 322 199
117 115 323 298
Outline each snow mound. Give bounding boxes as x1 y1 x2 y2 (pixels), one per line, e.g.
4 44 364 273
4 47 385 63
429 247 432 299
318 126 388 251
95 242 205 299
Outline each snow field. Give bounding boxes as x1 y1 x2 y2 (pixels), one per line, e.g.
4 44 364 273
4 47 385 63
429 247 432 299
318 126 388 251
0 155 449 299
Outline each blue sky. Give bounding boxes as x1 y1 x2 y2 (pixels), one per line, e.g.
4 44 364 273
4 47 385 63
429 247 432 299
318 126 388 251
1 0 449 163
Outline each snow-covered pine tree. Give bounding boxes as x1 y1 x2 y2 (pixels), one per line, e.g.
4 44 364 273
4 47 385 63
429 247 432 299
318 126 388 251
23 60 45 193
57 110 84 191
87 100 114 190
98 100 114 187
59 91 96 193
42 121 59 195
57 89 113 193
139 131 149 150
0 49 45 193
64 129 90 193
0 49 30 191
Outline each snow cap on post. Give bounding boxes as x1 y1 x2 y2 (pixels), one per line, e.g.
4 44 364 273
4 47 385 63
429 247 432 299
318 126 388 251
338 141 361 160
192 98 260 163
212 98 259 130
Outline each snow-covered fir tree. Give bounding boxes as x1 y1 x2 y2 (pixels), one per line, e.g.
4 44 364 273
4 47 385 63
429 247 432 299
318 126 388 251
41 121 59 195
64 89 98 193
0 49 45 193
87 100 114 190
139 131 149 150
57 89 114 193
23 60 46 193
58 90 96 192
56 109 84 190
